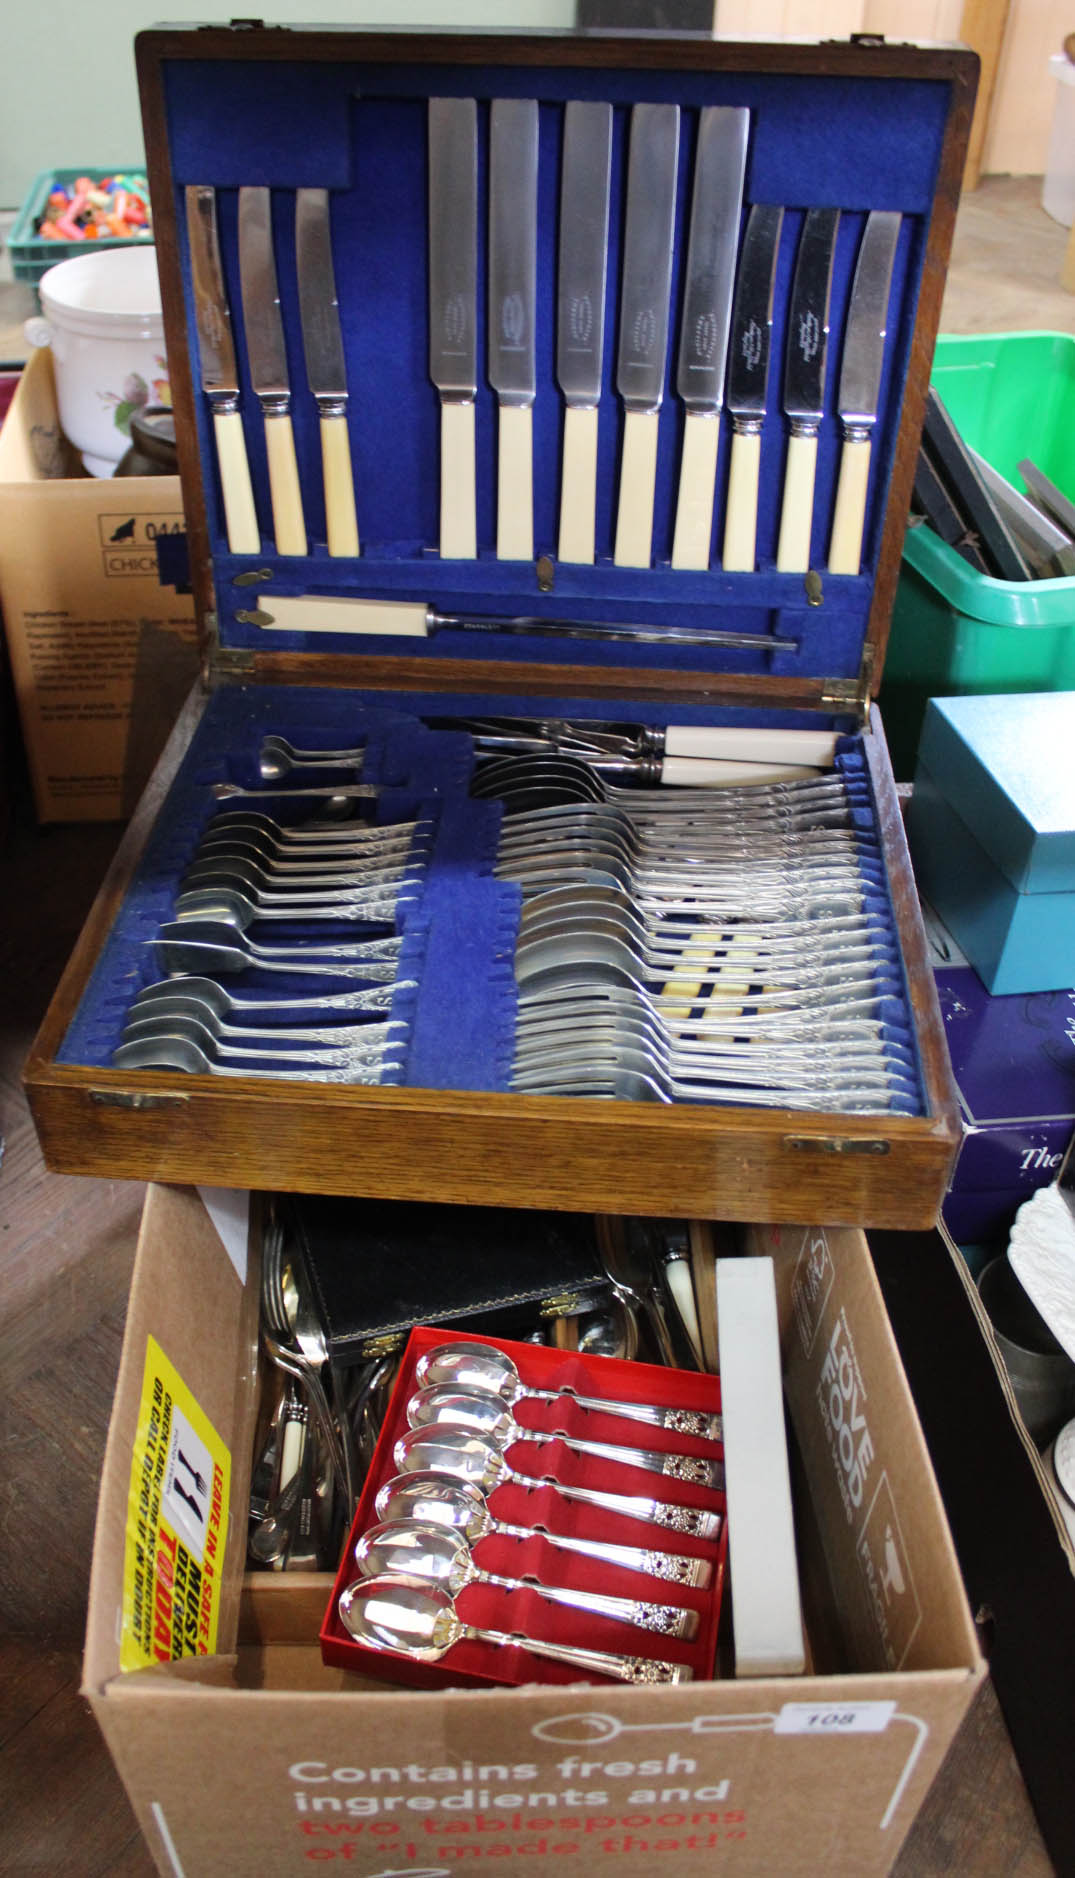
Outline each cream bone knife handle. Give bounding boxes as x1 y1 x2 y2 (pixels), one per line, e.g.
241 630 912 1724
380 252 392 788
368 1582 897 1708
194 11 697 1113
661 725 837 766
614 409 660 568
319 408 359 557
671 412 720 570
558 404 600 565
827 426 872 574
263 408 307 556
212 407 260 553
776 425 819 573
441 400 477 559
722 425 762 571
514 1428 723 1488
496 401 534 561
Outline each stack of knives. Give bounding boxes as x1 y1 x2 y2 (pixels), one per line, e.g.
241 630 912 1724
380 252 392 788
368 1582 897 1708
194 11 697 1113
912 387 1075 581
185 98 904 586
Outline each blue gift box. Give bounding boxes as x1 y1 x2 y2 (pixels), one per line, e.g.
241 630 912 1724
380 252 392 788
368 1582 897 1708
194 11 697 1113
908 693 1075 994
922 906 1075 1244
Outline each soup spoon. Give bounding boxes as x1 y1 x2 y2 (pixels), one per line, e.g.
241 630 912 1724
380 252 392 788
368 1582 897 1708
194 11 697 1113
355 1520 699 1638
415 1342 721 1440
407 1385 723 1487
337 1576 692 1684
373 1473 714 1587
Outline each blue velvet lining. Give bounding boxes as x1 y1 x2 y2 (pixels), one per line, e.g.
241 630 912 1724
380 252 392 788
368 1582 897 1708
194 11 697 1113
56 687 926 1113
161 46 948 686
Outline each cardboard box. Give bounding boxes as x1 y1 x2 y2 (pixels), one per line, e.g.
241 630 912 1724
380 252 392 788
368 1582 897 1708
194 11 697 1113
82 1186 983 1878
870 1219 1075 1875
0 346 199 821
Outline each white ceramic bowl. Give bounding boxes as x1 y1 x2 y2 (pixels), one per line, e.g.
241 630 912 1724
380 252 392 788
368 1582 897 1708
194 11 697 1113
27 246 169 476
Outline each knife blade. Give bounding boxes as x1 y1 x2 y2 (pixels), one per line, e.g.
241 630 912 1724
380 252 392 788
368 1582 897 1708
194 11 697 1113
428 97 478 559
238 185 307 556
489 97 539 562
721 202 783 572
670 106 749 571
295 188 358 558
185 186 260 554
556 100 612 566
775 206 839 573
827 210 900 575
613 103 680 569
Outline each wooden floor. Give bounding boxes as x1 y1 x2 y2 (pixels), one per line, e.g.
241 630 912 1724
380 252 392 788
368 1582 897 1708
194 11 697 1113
1 174 1071 1876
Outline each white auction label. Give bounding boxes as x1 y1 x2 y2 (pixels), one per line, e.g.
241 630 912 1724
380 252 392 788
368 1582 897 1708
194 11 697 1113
775 1700 898 1736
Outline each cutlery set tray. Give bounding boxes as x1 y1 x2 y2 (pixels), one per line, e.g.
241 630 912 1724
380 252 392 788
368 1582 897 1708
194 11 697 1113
24 24 974 1226
320 1324 728 1691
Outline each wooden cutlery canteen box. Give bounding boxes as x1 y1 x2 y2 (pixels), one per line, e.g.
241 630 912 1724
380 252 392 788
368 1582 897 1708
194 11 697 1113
24 24 975 1225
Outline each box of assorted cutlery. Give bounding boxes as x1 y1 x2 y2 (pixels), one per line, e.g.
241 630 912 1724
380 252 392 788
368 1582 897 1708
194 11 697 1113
319 1326 727 1691
24 24 976 1224
84 1186 984 1877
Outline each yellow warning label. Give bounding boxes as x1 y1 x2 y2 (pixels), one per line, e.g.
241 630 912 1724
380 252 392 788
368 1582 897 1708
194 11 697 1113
121 1336 230 1672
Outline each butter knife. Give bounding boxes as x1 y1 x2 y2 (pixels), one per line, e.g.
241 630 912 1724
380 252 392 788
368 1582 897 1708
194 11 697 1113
489 98 539 562
827 210 900 575
776 206 839 573
670 105 749 571
614 103 680 569
428 97 478 560
721 203 783 571
238 186 307 556
556 100 612 566
185 186 259 554
295 188 358 558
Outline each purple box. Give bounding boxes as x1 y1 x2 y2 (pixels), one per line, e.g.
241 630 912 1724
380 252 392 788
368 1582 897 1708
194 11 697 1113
925 906 1075 1242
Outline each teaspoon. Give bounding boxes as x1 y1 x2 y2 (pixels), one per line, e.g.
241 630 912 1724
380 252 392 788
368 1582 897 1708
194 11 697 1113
415 1341 721 1440
337 1576 692 1684
355 1520 699 1638
258 734 366 781
394 1427 722 1538
374 1472 714 1587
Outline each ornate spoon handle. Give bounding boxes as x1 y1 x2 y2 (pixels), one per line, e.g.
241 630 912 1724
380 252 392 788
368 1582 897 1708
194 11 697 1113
498 1518 713 1588
480 1571 697 1639
532 1388 722 1442
518 1471 723 1541
468 1623 691 1684
515 1427 724 1490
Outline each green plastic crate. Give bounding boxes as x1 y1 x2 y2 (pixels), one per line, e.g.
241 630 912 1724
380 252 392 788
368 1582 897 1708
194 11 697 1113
6 166 151 292
883 331 1075 779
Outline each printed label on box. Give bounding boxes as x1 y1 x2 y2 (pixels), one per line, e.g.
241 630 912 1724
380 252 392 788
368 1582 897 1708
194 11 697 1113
855 1472 922 1671
97 509 186 579
793 1226 836 1358
120 1336 230 1671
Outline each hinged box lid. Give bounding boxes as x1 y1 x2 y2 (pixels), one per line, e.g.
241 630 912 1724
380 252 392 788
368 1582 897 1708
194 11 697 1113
136 24 978 727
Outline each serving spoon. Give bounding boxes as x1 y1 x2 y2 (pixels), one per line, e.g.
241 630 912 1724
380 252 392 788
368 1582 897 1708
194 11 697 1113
337 1576 692 1684
415 1341 721 1440
374 1472 714 1587
355 1520 699 1637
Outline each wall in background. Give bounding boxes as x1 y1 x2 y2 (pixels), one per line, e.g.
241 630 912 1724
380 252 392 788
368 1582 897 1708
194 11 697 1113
0 1 575 207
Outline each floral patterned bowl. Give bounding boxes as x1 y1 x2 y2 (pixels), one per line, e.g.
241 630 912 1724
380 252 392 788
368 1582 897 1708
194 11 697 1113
26 246 170 476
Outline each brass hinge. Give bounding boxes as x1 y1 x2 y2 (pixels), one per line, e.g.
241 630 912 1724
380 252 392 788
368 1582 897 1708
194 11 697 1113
90 1087 190 1111
213 646 259 678
821 644 875 721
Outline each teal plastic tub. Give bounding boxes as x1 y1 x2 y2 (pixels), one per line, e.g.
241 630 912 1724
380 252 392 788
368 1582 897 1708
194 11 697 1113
883 331 1075 778
6 166 151 294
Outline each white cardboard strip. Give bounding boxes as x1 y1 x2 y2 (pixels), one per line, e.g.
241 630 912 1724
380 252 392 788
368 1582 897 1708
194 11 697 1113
197 1186 251 1285
717 1255 806 1676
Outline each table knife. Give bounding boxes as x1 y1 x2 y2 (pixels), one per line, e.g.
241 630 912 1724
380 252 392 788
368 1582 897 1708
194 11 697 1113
556 100 612 566
775 206 839 573
185 186 259 554
614 103 680 568
923 388 1029 580
489 98 539 561
827 210 900 575
973 450 1075 575
721 203 783 572
1018 457 1075 542
238 592 785 651
295 188 358 558
238 186 307 556
670 106 749 571
428 97 478 559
